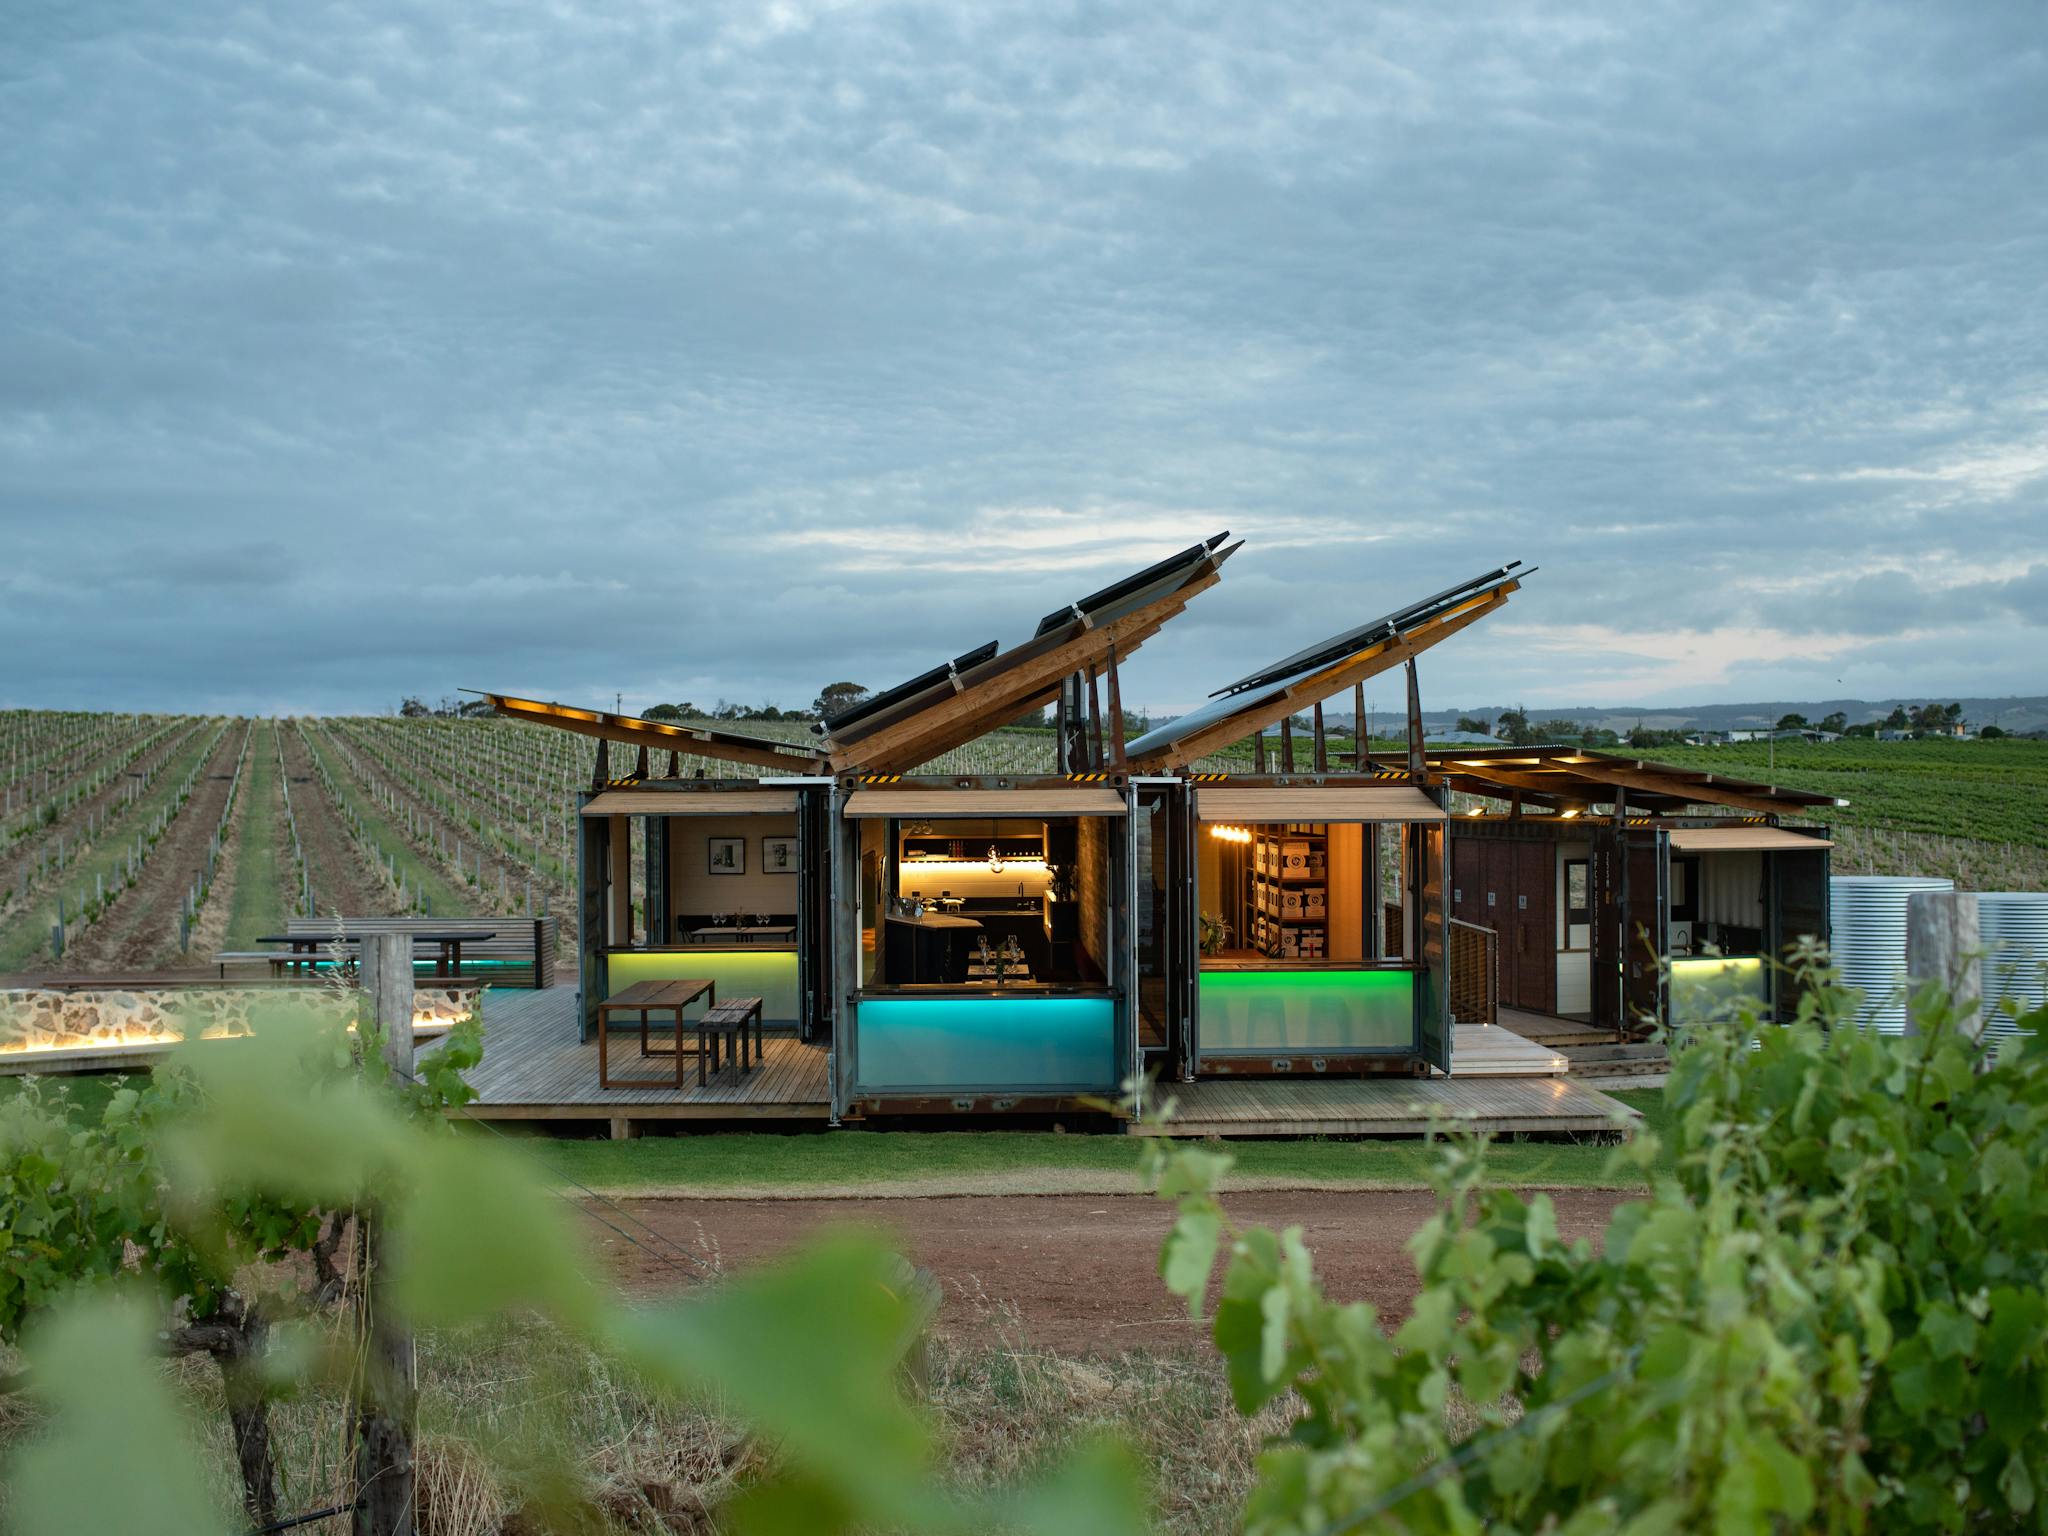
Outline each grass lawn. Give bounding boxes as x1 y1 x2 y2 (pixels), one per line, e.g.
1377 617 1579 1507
222 721 288 948
3 1070 1667 1195
470 1089 1669 1196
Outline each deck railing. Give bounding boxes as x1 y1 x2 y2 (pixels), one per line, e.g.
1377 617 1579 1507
1449 918 1498 1025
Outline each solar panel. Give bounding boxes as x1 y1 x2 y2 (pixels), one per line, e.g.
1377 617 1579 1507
1032 532 1231 637
1213 561 1529 697
821 640 1001 731
825 534 1233 746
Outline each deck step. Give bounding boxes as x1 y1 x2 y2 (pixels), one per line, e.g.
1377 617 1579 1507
1563 1044 1671 1078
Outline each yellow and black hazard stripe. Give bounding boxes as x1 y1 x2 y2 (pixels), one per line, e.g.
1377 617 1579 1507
1065 771 1113 782
857 773 904 784
1185 771 1230 782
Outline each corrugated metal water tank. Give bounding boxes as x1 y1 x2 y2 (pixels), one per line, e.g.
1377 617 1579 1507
1981 892 2048 1045
1829 875 1955 1032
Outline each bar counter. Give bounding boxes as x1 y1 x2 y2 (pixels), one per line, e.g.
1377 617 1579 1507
604 943 799 1027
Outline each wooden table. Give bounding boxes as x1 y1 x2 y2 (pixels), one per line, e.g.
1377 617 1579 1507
597 977 713 1090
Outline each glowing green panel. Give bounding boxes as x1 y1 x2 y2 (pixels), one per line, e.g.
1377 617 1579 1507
605 949 800 1024
855 996 1116 1093
1669 956 1768 1025
1198 969 1416 1053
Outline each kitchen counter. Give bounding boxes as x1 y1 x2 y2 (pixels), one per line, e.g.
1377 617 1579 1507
884 911 984 930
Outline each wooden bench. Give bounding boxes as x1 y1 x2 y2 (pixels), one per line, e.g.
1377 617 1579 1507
698 996 763 1083
283 917 558 988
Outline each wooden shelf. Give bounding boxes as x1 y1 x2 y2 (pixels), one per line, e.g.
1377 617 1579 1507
1247 825 1330 961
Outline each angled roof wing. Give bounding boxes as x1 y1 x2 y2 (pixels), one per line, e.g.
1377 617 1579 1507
1418 746 1842 815
1214 562 1527 697
823 534 1238 773
1126 564 1529 769
478 692 826 773
821 641 1001 734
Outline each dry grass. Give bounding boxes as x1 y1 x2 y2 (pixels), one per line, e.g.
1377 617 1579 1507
0 1301 1517 1535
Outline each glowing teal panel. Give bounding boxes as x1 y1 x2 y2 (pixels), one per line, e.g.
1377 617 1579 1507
605 949 800 1024
1198 969 1416 1053
1669 956 1768 1025
855 996 1116 1093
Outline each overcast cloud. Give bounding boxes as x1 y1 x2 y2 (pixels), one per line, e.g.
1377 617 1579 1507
2 1 2044 718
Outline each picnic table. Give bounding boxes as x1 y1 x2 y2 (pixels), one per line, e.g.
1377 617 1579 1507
597 977 714 1090
246 931 497 979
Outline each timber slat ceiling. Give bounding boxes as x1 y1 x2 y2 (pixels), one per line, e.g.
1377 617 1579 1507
581 789 799 816
1666 826 1835 852
843 788 1128 818
1197 786 1446 823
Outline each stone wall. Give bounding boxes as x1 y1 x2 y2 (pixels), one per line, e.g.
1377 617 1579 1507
0 984 481 1064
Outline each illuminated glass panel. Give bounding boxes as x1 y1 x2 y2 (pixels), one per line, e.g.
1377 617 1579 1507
854 995 1117 1092
1198 969 1416 1052
605 949 801 1024
1669 956 1768 1025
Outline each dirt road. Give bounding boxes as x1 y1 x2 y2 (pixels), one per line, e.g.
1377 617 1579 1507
595 1189 1630 1354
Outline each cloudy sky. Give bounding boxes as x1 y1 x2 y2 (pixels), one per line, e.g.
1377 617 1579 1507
3 2 2044 720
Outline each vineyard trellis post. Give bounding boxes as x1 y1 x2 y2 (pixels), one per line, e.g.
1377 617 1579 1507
353 933 417 1536
1906 890 1982 1041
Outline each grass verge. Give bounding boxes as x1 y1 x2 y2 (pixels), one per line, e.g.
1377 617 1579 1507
222 721 288 948
464 1090 1669 1196
3 1075 1667 1193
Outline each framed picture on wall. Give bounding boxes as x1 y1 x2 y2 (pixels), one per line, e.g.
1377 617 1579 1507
707 837 745 874
761 835 797 873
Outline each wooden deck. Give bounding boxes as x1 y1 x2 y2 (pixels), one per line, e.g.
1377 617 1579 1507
459 986 829 1125
1135 1074 1638 1139
456 988 1636 1139
1444 1021 1569 1077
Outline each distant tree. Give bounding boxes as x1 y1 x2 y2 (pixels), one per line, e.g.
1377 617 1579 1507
643 703 686 721
1583 727 1622 748
813 681 869 721
1776 712 1809 730
455 699 492 719
1532 717 1584 745
1885 704 1911 730
1981 725 2007 739
398 696 431 718
1844 721 1879 739
1910 702 1951 733
1818 711 1848 734
1494 707 1532 746
1455 715 1492 735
